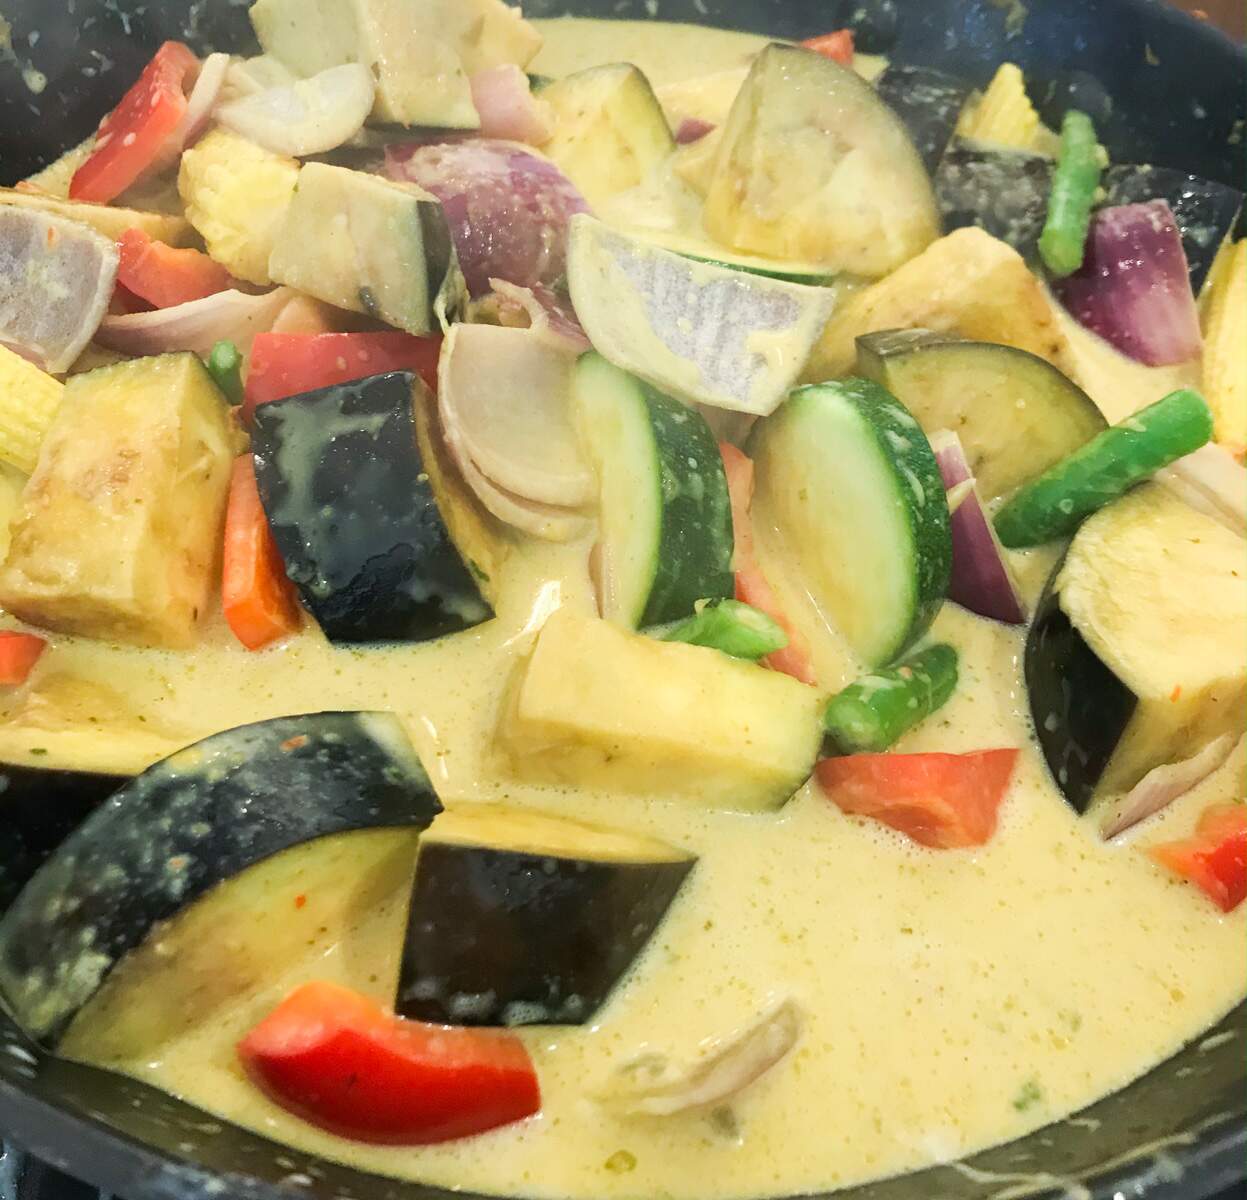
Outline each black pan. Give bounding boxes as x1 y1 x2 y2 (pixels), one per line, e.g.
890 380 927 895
0 2 1244 1198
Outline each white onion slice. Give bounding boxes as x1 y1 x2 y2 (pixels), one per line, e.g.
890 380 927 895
0 209 117 374
470 65 553 146
96 288 293 358
216 64 376 158
179 52 230 149
603 998 802 1117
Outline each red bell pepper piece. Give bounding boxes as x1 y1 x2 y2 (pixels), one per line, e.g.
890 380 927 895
801 30 856 66
0 632 47 685
222 456 302 652
817 749 1019 849
1150 803 1247 912
239 981 541 1145
242 332 443 425
70 42 200 204
116 228 232 310
720 443 817 685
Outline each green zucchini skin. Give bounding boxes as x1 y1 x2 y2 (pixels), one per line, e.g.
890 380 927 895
0 712 442 1047
398 813 695 1027
750 379 952 667
252 371 492 645
994 388 1215 548
1025 565 1138 814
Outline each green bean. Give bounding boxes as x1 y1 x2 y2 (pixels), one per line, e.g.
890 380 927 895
1038 109 1105 278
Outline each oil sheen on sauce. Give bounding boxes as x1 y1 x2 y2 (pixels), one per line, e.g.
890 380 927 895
14 17 1247 1200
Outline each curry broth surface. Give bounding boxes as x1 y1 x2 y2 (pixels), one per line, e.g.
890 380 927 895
8 17 1246 1200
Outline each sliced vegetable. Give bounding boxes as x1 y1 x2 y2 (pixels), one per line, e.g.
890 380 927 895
929 430 1026 625
654 600 787 661
216 63 376 158
567 216 836 418
955 63 1052 153
572 353 734 628
874 65 973 172
251 371 491 644
95 287 293 359
1150 804 1247 913
500 608 825 813
0 346 65 475
479 280 591 353
703 44 939 277
0 633 47 686
116 228 232 310
1026 486 1246 830
800 30 855 64
470 65 553 145
823 644 959 755
0 712 441 1046
438 323 593 509
934 141 1053 262
1103 164 1244 293
69 42 201 204
269 163 461 337
1038 111 1105 278
241 981 539 1144
178 51 230 149
1107 735 1237 841
995 389 1214 548
749 379 952 667
604 999 802 1117
0 354 235 649
0 188 194 249
222 456 302 652
242 331 441 426
1055 201 1202 367
205 340 244 406
1200 239 1246 454
817 749 1019 849
720 442 817 686
398 805 694 1027
857 330 1107 501
613 228 840 287
386 140 588 300
0 209 118 374
178 127 301 287
806 228 1073 382
538 63 674 208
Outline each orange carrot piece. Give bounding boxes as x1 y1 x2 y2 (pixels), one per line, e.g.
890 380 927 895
801 30 855 65
0 632 47 685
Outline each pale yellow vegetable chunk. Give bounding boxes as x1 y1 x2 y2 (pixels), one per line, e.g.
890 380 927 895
0 354 236 649
956 63 1059 155
0 347 64 475
1200 239 1246 456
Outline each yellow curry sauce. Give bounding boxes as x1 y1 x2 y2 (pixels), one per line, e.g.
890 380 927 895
0 17 1239 1200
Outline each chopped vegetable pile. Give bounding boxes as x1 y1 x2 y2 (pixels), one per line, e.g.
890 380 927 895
0 3 1241 1182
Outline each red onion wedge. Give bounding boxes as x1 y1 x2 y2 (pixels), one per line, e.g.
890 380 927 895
930 430 1027 625
0 208 117 374
1101 734 1238 839
1055 200 1202 367
96 287 293 358
485 279 591 353
470 66 553 146
675 117 716 144
386 140 590 298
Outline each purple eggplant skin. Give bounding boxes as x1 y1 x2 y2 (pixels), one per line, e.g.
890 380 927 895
252 371 492 645
935 141 1055 262
0 711 442 1047
876 65 973 173
1103 164 1243 293
1025 572 1138 816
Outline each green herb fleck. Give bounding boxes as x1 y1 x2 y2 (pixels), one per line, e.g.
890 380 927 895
603 1150 636 1175
1013 1078 1044 1112
29 747 47 756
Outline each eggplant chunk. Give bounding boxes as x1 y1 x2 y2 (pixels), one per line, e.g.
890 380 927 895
251 371 492 644
874 65 973 173
397 804 694 1027
0 712 441 1047
0 354 236 649
499 609 824 812
1026 486 1246 831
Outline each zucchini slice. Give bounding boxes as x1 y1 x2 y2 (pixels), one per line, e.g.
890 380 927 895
0 712 441 1046
1026 485 1246 832
856 330 1107 501
499 609 825 813
397 804 695 1027
749 379 952 667
252 371 492 644
573 353 734 629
